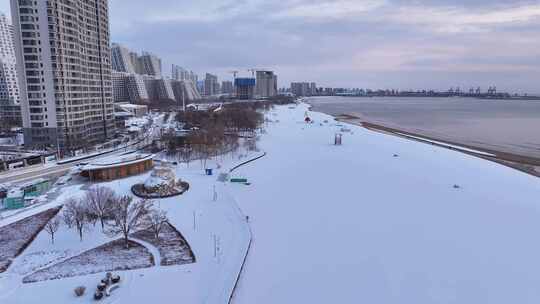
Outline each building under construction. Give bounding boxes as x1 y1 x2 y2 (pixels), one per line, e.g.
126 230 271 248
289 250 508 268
235 78 256 100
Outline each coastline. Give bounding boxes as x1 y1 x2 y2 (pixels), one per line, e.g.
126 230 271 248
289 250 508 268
301 102 540 178
333 113 540 178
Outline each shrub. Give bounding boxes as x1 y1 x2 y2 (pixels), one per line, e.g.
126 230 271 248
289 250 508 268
74 286 86 297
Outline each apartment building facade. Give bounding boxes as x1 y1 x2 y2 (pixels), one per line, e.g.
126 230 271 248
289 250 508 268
0 13 22 127
256 70 277 98
11 0 115 152
0 13 20 105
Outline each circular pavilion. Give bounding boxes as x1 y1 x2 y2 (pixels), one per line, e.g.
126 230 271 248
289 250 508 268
81 153 154 181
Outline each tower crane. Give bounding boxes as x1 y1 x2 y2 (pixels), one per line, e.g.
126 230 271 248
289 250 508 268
228 70 239 80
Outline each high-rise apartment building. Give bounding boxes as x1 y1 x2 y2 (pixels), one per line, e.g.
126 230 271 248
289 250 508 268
111 46 201 104
291 82 309 96
140 52 162 77
310 82 317 95
256 71 277 98
171 65 198 83
111 43 137 74
0 13 19 105
204 73 218 96
0 12 21 126
11 0 115 152
221 81 234 95
113 45 162 77
129 51 143 74
291 82 317 96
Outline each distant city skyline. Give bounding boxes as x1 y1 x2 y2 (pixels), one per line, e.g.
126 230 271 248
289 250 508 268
2 1 540 93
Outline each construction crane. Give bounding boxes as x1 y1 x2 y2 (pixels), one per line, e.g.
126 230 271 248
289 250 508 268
247 68 257 78
228 70 239 80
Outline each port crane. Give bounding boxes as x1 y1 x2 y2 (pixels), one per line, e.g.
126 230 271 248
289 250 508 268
487 86 497 95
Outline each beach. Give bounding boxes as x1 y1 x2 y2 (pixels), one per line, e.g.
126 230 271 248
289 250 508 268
230 103 540 304
308 96 540 177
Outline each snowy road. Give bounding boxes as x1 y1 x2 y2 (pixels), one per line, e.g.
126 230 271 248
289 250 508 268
228 103 540 304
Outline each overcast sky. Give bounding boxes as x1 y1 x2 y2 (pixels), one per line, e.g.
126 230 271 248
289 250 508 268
2 0 540 92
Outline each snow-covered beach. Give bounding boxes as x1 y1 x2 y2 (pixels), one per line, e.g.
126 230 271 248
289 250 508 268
230 103 540 304
2 102 540 304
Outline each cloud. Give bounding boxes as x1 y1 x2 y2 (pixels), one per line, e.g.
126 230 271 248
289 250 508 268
390 3 540 33
105 0 540 91
272 0 387 19
0 2 11 20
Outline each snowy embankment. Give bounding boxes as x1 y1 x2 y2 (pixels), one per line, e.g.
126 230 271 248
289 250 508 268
227 103 540 304
394 132 496 157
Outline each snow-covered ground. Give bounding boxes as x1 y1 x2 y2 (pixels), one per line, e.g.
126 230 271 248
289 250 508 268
228 103 540 304
2 103 540 304
0 148 252 303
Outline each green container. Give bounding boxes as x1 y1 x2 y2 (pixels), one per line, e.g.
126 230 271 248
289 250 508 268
22 180 51 197
230 178 248 183
5 197 24 209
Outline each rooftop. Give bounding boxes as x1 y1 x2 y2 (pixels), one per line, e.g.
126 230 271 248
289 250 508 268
82 153 154 171
119 104 148 110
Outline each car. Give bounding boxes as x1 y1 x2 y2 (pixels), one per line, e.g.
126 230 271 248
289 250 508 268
55 175 72 186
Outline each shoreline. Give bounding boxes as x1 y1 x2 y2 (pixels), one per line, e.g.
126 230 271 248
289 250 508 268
329 95 540 101
327 112 540 178
334 114 540 177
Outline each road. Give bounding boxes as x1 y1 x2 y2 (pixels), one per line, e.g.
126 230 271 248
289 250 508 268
0 114 164 185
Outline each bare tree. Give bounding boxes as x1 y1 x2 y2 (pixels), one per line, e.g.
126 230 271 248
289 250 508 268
106 196 153 249
44 217 61 244
63 198 88 242
143 209 168 241
84 186 115 230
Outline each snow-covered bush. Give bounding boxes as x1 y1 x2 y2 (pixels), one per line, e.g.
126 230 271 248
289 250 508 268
74 286 86 297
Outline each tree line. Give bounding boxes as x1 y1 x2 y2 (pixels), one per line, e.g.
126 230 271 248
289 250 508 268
160 104 265 167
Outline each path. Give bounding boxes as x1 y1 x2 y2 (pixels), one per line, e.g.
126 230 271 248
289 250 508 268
229 152 267 173
130 238 162 267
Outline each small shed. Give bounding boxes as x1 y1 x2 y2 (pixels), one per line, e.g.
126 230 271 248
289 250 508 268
3 179 51 210
4 188 24 210
20 178 51 197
